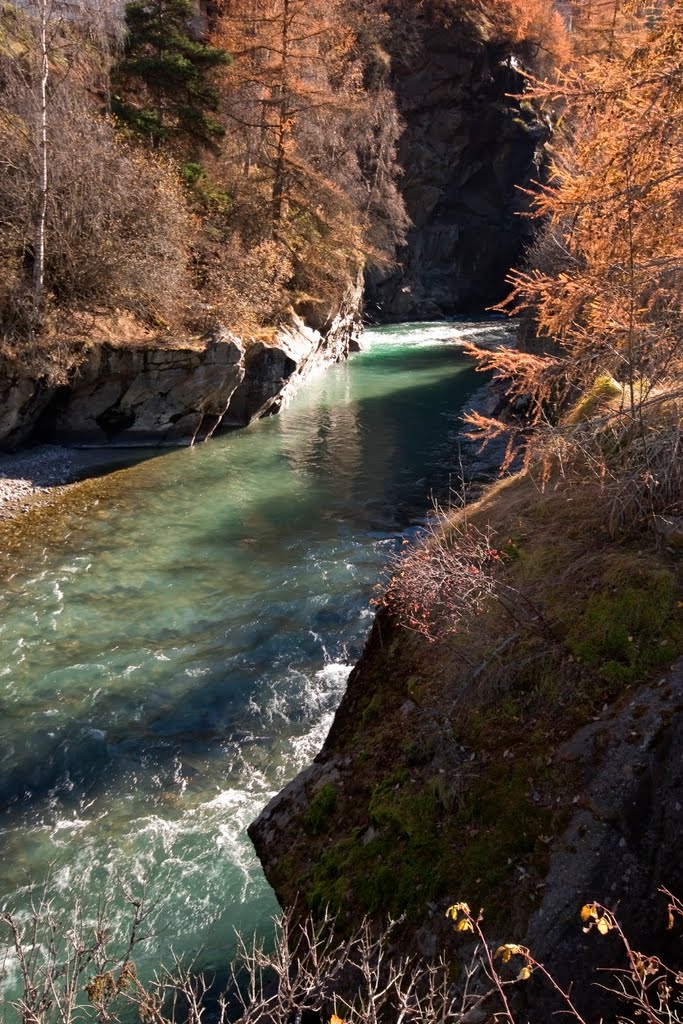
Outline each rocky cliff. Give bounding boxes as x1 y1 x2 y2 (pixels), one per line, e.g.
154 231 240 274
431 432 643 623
38 332 245 447
365 13 549 321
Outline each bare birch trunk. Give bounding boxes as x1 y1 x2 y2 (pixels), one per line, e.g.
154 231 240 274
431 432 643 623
33 0 49 318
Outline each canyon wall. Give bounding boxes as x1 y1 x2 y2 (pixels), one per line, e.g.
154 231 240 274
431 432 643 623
0 290 361 450
365 14 548 321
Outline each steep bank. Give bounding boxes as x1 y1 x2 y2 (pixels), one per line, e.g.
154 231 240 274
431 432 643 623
0 297 360 519
365 11 549 321
1 304 359 453
249 470 683 1015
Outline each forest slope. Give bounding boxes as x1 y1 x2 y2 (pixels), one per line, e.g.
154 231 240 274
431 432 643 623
0 0 562 382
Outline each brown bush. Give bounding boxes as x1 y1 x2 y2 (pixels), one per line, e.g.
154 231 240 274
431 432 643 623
197 235 294 335
0 22 195 379
0 106 193 318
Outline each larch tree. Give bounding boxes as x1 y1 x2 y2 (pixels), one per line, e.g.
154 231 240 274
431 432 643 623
212 0 406 314
564 0 653 56
214 0 356 234
464 0 683 532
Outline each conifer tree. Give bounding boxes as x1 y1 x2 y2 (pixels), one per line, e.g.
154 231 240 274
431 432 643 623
464 0 683 532
112 0 230 154
211 0 383 311
215 0 355 235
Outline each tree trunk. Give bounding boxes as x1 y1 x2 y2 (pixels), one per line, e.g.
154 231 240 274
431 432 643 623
272 0 290 236
33 0 49 317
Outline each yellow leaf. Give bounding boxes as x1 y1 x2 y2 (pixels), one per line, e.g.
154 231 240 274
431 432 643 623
668 910 675 930
456 919 474 932
517 966 533 981
330 1015 345 1024
495 944 520 963
446 902 470 921
580 904 596 922
596 916 612 935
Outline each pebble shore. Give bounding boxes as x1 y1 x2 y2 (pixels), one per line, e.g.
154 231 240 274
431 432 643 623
0 445 138 522
0 446 82 521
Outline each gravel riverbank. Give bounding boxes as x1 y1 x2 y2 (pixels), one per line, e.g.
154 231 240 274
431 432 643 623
0 447 80 521
0 446 150 522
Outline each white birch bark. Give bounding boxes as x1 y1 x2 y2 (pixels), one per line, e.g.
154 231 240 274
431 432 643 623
33 0 50 315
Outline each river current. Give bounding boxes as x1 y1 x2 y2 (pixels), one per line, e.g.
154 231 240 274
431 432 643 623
0 320 510 985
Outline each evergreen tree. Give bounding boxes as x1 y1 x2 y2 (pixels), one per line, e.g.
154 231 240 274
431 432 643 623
112 0 230 154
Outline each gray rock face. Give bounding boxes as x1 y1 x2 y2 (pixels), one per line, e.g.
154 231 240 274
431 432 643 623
224 274 361 427
0 371 57 451
224 314 350 427
366 19 549 320
524 659 683 1020
43 333 245 447
0 291 360 450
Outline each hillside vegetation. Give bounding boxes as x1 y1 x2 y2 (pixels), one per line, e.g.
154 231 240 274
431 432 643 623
0 0 563 381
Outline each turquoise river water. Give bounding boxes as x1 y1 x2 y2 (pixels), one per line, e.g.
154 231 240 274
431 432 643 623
0 320 510 988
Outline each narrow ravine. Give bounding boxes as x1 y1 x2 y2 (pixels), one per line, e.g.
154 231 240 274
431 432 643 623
0 320 511 984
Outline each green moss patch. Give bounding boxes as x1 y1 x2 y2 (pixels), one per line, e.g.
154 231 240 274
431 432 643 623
304 783 338 835
566 568 678 687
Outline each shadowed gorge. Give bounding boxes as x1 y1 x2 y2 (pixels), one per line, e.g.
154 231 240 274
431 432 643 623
1 2 681 1020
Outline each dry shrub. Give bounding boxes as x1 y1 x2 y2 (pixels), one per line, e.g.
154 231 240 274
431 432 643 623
378 520 503 643
198 235 293 335
536 384 683 536
0 6 196 379
447 893 683 1024
0 95 194 383
0 105 193 322
3 882 683 1024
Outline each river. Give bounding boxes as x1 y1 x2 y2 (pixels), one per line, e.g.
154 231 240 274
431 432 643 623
0 320 510 989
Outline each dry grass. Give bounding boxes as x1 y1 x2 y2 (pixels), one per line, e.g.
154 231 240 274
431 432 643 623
384 460 682 727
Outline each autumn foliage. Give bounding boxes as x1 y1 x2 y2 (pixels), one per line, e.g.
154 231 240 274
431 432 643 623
0 0 573 373
0 0 409 366
463 0 683 536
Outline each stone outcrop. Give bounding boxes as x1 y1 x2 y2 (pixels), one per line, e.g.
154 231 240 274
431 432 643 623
40 331 245 447
524 658 683 1019
0 372 57 452
250 622 683 1018
249 455 683 1019
223 311 355 427
0 289 361 450
365 15 549 321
